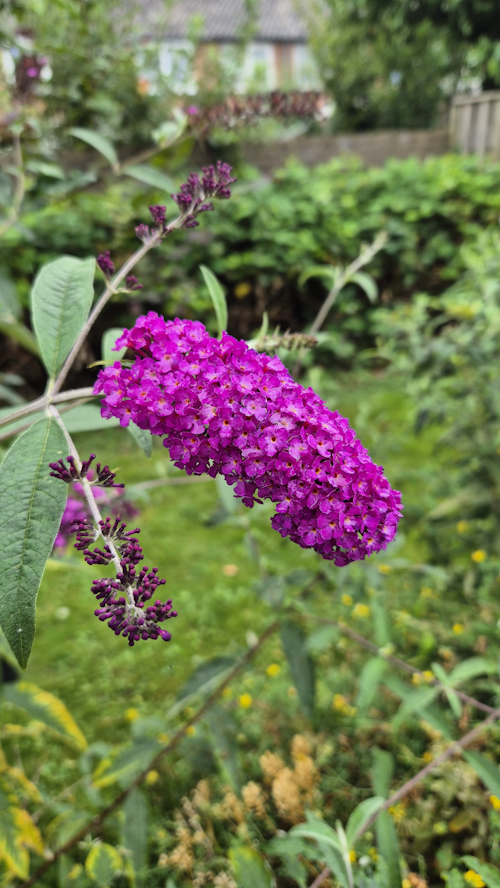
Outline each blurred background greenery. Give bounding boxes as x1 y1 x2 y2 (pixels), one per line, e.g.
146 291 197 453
2 1 500 886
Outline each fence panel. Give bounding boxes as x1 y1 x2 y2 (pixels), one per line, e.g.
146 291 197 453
450 92 500 158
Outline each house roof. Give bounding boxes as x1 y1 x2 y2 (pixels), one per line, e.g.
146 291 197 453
140 0 309 43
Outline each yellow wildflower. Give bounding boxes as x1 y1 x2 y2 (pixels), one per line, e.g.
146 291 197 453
452 623 464 635
125 708 139 722
456 520 469 533
341 593 353 606
186 725 196 737
464 871 485 888
378 564 392 575
402 880 412 888
352 603 370 619
333 693 347 711
423 671 434 683
388 802 405 822
234 281 251 299
266 663 281 678
145 770 159 786
422 751 433 762
490 794 500 810
412 673 422 685
239 693 252 709
471 550 486 563
349 850 357 863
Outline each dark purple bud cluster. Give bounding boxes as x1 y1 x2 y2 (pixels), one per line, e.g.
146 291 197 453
95 314 403 566
49 454 96 483
97 251 115 278
70 515 176 645
134 163 236 241
171 161 236 228
49 454 124 489
125 274 143 291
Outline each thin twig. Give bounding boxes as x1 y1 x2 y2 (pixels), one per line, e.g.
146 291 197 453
20 618 280 888
353 705 500 840
303 613 498 715
0 387 96 432
309 866 331 888
293 231 387 377
0 397 95 443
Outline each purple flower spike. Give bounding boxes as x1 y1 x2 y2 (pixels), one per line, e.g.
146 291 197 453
171 161 236 228
94 314 403 566
97 252 115 278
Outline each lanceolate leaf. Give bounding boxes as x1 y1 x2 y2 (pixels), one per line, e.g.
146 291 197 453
463 751 500 799
122 788 148 885
31 256 95 380
0 418 68 668
3 682 87 751
228 847 275 888
371 749 401 888
102 327 127 364
124 165 176 193
69 128 119 170
280 621 315 719
200 265 227 339
127 422 152 458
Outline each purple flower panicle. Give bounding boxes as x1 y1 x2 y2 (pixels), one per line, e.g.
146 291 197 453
126 274 143 291
49 454 123 488
171 162 237 228
71 515 176 645
94 314 402 566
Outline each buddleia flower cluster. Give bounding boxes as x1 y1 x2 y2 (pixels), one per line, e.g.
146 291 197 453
51 456 176 645
94 314 402 566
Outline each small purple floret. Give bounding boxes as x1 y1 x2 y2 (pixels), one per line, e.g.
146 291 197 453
126 274 143 291
94 314 403 566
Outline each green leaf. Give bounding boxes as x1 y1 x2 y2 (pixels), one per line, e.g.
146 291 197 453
371 749 401 888
123 165 176 192
392 684 439 729
93 740 160 789
375 811 401 888
215 473 238 514
25 160 65 180
0 417 68 668
280 621 315 719
31 256 95 379
304 624 339 653
345 796 384 845
372 747 394 797
63 404 120 433
350 271 378 302
0 265 21 320
200 265 227 339
102 328 126 364
448 657 495 684
462 857 500 888
208 705 242 790
122 788 148 886
291 817 348 888
0 797 29 879
70 128 119 170
298 265 338 290
228 846 275 888
177 656 236 702
356 657 387 712
127 423 152 458
463 751 500 799
85 843 122 887
3 681 87 750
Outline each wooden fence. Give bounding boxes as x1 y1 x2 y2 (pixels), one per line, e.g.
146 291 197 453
450 91 500 159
